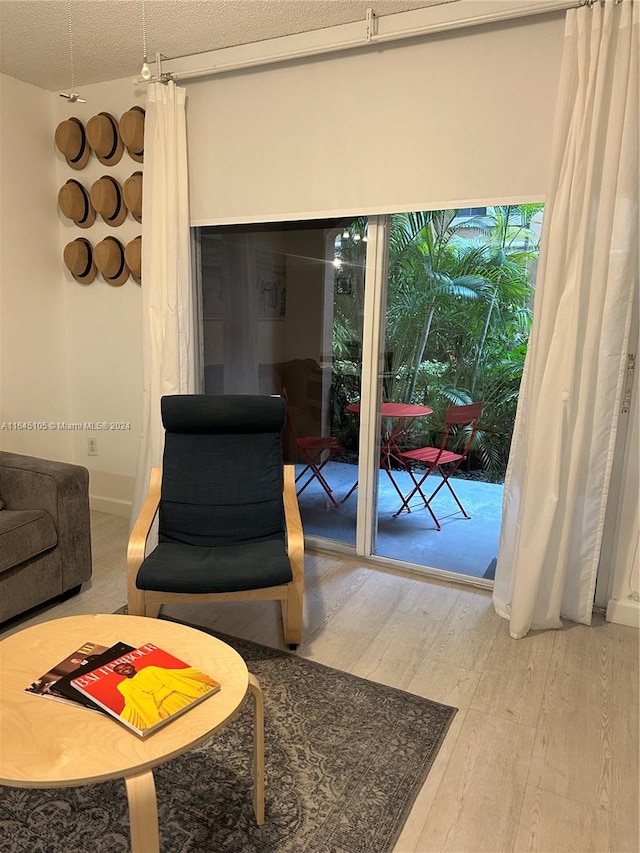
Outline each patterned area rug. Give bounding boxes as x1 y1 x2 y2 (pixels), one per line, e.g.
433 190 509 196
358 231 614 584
0 617 457 853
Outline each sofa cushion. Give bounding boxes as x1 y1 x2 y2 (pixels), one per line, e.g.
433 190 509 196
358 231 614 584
0 510 58 574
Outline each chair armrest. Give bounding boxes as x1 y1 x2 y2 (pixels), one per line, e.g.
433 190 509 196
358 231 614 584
283 464 304 583
127 467 162 604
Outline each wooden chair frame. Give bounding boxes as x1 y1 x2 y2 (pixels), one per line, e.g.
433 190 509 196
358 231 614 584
127 465 305 648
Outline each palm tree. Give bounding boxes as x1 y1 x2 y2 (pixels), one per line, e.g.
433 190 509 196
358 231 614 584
386 211 488 402
331 205 542 478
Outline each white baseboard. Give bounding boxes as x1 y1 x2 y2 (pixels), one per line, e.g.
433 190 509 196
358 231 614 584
89 495 132 519
606 597 640 629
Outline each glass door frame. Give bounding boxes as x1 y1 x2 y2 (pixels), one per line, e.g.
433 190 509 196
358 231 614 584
353 214 387 558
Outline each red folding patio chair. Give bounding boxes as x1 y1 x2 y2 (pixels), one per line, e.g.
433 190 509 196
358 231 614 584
282 387 342 507
394 402 484 529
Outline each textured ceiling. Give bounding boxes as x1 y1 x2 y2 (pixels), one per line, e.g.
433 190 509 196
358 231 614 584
0 0 449 91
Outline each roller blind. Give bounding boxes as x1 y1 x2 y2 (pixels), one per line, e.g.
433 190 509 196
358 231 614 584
186 13 565 225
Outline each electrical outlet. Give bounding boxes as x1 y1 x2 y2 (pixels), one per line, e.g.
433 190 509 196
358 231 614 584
87 437 98 456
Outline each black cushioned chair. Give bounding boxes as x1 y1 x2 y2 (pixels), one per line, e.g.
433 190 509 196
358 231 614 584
127 394 304 648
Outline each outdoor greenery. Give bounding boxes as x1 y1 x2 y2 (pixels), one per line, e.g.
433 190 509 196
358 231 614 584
331 205 544 481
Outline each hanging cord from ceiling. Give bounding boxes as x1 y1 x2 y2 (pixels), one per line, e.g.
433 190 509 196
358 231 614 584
134 0 174 86
60 0 86 103
140 0 151 80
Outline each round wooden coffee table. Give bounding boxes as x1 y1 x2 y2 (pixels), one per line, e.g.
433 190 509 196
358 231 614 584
0 613 264 852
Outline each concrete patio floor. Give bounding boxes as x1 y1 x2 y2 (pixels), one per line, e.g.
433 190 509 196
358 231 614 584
294 460 502 580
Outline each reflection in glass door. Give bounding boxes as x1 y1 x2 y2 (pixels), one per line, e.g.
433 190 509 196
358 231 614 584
197 218 365 547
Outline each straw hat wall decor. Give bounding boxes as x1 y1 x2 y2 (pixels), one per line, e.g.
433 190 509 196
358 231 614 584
123 172 143 222
125 236 142 284
119 106 145 162
55 117 90 170
94 236 130 286
63 238 96 284
86 112 124 166
90 175 128 227
57 103 143 290
58 179 96 228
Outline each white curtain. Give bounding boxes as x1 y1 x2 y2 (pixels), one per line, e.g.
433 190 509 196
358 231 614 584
132 80 197 524
493 0 639 638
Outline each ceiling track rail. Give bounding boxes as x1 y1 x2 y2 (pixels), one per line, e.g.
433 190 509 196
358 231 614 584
162 0 577 83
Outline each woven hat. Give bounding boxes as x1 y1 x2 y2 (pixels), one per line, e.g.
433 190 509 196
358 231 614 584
123 171 143 222
55 117 90 170
125 236 142 284
86 112 124 166
58 179 96 228
63 238 96 284
94 236 129 286
119 106 145 162
90 175 127 227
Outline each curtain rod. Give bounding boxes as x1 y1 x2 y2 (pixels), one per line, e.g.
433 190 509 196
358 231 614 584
161 0 579 84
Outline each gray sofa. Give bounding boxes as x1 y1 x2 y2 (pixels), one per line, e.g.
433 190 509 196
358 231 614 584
0 451 92 624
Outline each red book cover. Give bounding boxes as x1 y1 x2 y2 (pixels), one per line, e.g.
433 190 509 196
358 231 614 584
70 642 221 737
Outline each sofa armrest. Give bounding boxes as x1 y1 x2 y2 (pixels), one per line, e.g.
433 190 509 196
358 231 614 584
0 451 92 589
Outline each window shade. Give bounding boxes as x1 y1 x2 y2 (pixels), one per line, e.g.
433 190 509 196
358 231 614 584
186 14 565 226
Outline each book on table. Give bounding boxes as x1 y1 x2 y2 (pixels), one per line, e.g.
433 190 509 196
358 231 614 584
49 641 137 712
24 640 114 710
69 642 221 737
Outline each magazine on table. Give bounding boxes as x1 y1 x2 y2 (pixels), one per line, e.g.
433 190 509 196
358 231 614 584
48 642 137 712
25 640 110 709
69 642 221 738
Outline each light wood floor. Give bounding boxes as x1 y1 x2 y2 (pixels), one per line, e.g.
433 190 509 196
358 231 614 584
2 510 638 853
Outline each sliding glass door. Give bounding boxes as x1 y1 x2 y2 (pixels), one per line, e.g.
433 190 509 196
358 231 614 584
196 204 541 583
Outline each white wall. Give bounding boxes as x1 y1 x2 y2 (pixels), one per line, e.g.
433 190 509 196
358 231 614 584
0 74 73 460
0 72 145 516
52 79 146 515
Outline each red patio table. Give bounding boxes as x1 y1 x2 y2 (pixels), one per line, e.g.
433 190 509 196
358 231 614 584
342 402 433 503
